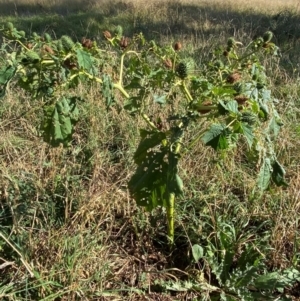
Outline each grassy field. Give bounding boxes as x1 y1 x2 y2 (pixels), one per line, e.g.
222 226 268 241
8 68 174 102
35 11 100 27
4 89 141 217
0 0 300 300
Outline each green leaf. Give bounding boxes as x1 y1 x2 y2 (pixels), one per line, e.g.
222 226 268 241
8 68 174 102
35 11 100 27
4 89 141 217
202 124 230 150
101 74 115 110
76 49 93 72
225 100 239 114
133 131 166 164
42 97 79 147
125 76 143 89
192 244 204 262
0 65 16 98
128 150 168 211
259 100 269 119
268 116 283 138
212 86 235 96
272 160 288 187
153 94 166 105
174 174 183 194
254 271 293 292
218 100 239 115
257 158 272 191
240 122 254 148
0 65 16 85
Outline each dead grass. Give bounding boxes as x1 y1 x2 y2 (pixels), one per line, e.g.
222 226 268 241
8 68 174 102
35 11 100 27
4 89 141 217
0 0 300 300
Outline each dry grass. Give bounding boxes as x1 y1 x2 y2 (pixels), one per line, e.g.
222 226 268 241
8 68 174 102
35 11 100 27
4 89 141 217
0 0 300 300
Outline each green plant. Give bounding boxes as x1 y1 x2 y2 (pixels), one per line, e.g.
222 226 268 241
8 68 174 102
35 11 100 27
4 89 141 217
194 218 300 300
0 23 287 245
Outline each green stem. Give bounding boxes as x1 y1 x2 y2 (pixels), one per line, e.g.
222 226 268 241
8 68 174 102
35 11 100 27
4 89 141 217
141 113 158 131
113 82 130 98
118 50 139 86
182 81 193 102
183 128 207 155
166 193 175 245
75 71 130 98
166 129 184 246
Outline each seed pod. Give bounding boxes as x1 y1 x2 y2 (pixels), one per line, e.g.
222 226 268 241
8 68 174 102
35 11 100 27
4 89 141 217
173 41 182 51
149 40 157 51
43 45 55 55
6 22 14 30
22 51 41 64
81 37 93 49
61 35 74 52
103 30 112 40
176 62 188 79
227 72 241 84
19 30 26 38
176 59 194 79
26 43 33 49
263 31 273 43
241 111 257 125
119 36 129 49
226 46 233 52
262 42 274 49
114 25 123 37
233 82 245 95
214 60 224 70
163 58 173 69
63 58 77 70
227 37 235 48
197 100 213 114
32 32 40 39
234 95 249 105
44 33 52 43
56 40 63 52
223 50 229 57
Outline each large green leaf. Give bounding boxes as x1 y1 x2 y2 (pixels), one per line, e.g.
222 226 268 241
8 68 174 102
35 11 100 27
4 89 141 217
0 65 16 98
101 74 115 110
240 122 254 148
128 150 168 210
0 65 16 84
268 115 283 138
256 158 272 191
76 49 93 72
133 130 166 164
254 269 300 293
42 97 79 147
272 160 288 187
202 124 230 150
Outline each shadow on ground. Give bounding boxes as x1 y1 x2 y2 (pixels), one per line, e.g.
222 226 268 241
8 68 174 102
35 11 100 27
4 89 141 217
0 0 299 44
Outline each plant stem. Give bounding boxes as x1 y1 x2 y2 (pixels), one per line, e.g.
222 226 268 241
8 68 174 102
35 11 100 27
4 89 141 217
167 193 175 245
182 81 193 102
118 50 139 86
141 113 158 130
